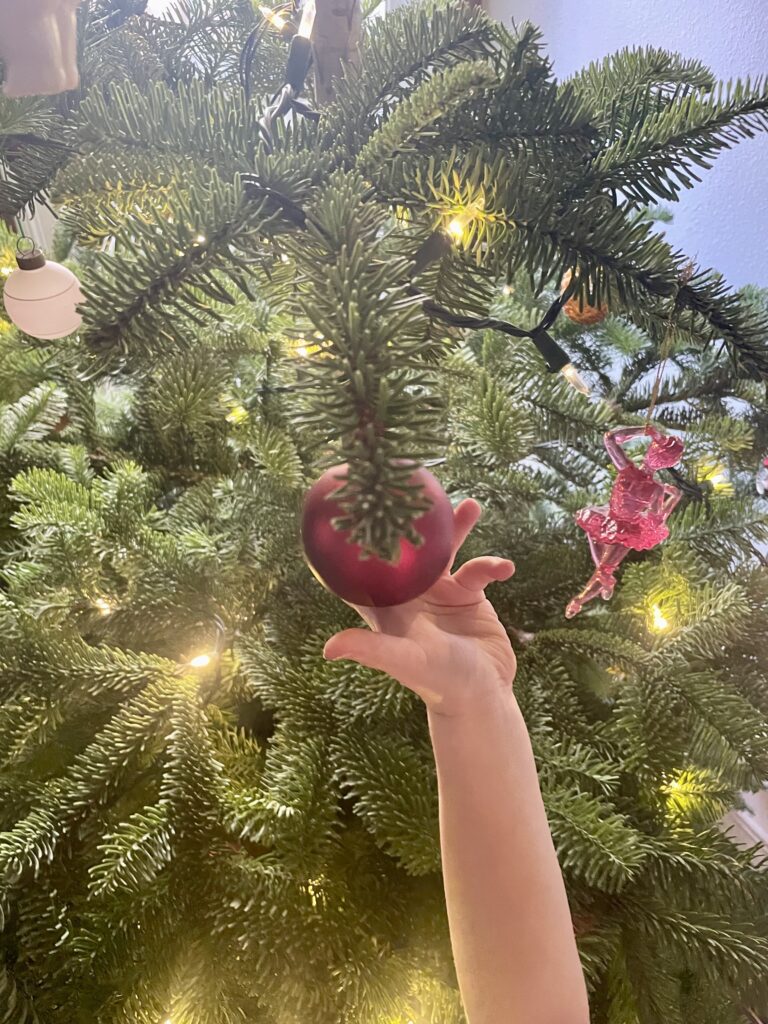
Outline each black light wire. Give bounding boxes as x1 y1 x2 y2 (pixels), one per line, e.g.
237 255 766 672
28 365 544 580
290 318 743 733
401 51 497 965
239 5 586 392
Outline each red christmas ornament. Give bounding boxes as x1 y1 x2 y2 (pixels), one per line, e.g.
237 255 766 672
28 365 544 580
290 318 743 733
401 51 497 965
301 464 454 607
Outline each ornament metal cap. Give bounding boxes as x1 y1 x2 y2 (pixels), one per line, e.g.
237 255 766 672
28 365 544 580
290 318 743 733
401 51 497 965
15 237 46 271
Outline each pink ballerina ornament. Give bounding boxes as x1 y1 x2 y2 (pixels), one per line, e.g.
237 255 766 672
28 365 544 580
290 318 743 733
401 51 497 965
757 457 768 496
565 426 684 619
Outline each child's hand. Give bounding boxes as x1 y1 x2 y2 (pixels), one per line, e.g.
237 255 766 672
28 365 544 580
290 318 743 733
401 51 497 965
323 500 516 717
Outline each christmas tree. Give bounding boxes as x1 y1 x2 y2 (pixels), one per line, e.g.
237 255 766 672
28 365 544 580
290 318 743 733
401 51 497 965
1 1 768 1021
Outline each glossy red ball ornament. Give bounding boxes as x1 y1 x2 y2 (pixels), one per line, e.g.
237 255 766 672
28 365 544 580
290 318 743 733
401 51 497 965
301 464 454 607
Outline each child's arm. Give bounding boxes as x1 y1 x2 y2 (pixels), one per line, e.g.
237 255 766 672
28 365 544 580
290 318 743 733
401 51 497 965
324 500 590 1024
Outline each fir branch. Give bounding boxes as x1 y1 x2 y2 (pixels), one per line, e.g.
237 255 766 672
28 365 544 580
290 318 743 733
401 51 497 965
588 78 768 204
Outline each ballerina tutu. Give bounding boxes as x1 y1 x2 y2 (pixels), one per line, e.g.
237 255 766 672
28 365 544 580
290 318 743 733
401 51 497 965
575 505 670 550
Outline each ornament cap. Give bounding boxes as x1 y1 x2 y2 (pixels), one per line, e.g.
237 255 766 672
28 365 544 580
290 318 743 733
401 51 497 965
15 247 46 271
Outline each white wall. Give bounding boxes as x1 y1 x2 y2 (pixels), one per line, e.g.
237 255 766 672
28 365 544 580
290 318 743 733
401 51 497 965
486 0 768 289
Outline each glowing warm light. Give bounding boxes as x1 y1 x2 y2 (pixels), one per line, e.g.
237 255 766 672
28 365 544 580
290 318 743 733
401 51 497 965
259 4 286 29
194 234 206 244
667 778 681 792
502 283 513 295
447 217 466 240
297 0 315 38
296 346 308 357
280 252 290 264
650 604 670 633
1 266 12 277
226 404 249 424
560 362 590 395
697 458 731 493
189 653 212 668
444 192 485 245
94 597 113 616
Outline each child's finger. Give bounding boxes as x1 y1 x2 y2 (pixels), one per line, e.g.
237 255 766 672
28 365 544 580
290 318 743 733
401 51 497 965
451 499 482 560
324 629 424 681
453 556 515 592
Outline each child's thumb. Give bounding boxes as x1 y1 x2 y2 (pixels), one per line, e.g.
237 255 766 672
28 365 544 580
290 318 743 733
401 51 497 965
324 629 424 683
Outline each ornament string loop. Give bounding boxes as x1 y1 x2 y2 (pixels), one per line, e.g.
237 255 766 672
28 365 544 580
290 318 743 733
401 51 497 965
16 234 37 256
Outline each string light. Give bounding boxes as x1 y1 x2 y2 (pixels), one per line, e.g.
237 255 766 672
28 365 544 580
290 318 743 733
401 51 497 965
258 4 287 29
649 603 670 633
297 346 308 357
697 458 732 493
189 653 212 668
94 597 113 616
560 362 590 395
502 283 513 295
444 192 485 246
662 771 694 820
194 234 206 244
1 266 12 277
226 404 249 424
297 0 316 39
447 216 467 241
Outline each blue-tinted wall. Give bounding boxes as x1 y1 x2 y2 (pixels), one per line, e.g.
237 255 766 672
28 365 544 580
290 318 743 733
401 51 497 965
486 0 768 288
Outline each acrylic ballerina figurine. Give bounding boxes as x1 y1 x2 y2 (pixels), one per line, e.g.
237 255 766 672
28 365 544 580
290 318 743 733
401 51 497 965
565 426 685 619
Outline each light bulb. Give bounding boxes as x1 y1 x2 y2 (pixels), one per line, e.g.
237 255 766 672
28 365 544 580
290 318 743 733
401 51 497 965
697 458 730 492
194 234 206 244
667 778 681 792
1 266 12 277
447 217 466 241
189 653 212 668
502 283 513 295
297 346 308 357
650 604 670 633
259 4 286 29
226 405 249 424
297 0 315 38
280 253 290 264
560 362 590 395
94 597 113 616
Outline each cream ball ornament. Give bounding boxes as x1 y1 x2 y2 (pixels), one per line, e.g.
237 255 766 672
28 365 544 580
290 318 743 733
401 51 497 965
2 241 84 340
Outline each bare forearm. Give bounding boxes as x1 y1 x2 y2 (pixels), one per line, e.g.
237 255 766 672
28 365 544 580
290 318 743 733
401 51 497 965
428 690 589 1024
